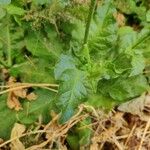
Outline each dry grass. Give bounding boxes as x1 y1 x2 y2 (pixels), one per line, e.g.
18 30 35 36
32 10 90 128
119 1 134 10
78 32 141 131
0 104 150 150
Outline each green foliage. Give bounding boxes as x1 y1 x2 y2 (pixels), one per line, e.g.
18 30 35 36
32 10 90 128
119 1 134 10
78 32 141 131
67 118 92 150
114 0 147 22
0 6 25 67
77 118 92 146
6 4 25 15
55 55 91 122
25 29 60 59
67 134 79 150
57 69 88 123
10 59 55 83
17 89 55 124
54 0 150 123
0 0 150 146
0 94 16 139
54 54 76 79
0 0 11 5
146 10 150 22
115 26 150 76
0 89 55 139
32 0 51 5
88 0 117 59
98 75 149 101
87 94 117 109
0 7 6 19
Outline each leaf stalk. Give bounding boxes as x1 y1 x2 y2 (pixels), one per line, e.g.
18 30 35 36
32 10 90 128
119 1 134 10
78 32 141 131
6 24 12 67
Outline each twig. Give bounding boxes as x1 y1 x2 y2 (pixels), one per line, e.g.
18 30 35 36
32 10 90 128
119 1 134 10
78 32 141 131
99 124 123 150
138 118 150 150
26 106 87 150
0 130 47 148
0 106 86 149
0 83 59 88
0 83 58 95
125 124 136 146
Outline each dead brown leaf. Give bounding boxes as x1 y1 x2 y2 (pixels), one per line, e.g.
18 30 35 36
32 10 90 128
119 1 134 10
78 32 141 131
26 92 37 101
114 12 125 27
0 138 3 144
1 104 150 150
118 93 150 121
6 77 37 111
13 89 27 99
10 123 26 150
7 92 23 111
1 68 9 80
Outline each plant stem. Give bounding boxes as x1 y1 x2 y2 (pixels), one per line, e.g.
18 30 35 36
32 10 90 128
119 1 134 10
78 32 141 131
0 59 8 68
84 0 97 44
6 16 12 67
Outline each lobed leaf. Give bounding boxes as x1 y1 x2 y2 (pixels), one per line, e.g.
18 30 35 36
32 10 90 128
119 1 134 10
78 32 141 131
88 0 118 59
98 75 149 101
54 54 76 80
56 69 89 123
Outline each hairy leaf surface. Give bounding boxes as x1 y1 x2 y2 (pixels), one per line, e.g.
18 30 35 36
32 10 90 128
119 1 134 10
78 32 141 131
26 30 61 60
88 0 118 59
10 59 55 83
98 75 149 101
56 69 89 123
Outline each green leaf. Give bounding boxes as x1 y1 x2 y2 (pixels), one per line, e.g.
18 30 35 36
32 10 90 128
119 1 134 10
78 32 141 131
146 10 150 22
113 54 132 74
54 54 92 122
88 0 118 59
0 7 6 19
130 54 145 76
116 26 150 76
143 40 150 59
114 0 146 21
10 59 55 83
145 65 150 84
67 134 79 150
118 27 137 53
56 69 89 123
0 95 16 139
0 89 55 139
71 19 85 42
87 94 117 109
114 0 136 14
6 4 25 15
77 118 92 146
118 26 149 53
17 89 55 124
67 3 89 21
0 17 25 67
26 30 60 59
0 0 11 5
32 0 51 5
67 118 92 149
45 24 63 53
98 75 149 101
54 54 76 80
